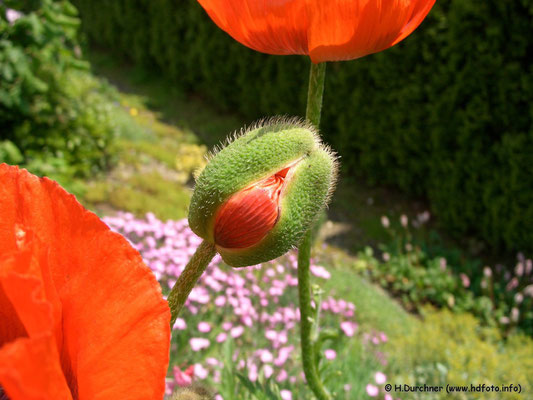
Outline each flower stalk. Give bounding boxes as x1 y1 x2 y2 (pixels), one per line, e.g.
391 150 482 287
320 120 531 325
168 240 216 327
298 61 331 400
305 62 326 127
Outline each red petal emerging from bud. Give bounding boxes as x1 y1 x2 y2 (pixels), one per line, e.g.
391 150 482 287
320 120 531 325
214 167 290 249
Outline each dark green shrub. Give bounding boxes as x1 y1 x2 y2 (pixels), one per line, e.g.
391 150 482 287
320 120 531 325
0 0 130 179
71 0 533 254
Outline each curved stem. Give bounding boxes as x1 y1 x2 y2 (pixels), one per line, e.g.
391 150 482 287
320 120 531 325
298 61 331 400
298 231 331 400
167 240 216 327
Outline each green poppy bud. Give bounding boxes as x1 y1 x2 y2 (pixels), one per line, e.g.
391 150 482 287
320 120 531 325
188 118 337 267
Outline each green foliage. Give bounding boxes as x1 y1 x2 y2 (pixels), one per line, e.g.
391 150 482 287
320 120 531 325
85 171 191 221
0 0 137 181
0 140 23 163
77 85 210 221
71 0 533 253
354 217 533 335
388 308 533 400
235 373 284 400
321 252 413 335
358 246 492 322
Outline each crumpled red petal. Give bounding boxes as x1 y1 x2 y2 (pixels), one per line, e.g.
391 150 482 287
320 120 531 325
214 166 290 249
0 238 73 400
0 336 74 400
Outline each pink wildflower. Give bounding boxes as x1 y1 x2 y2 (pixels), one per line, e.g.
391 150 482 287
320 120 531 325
460 273 470 288
274 346 294 366
230 326 244 338
198 322 211 333
280 390 292 400
277 369 288 382
375 372 387 384
206 358 219 367
194 364 209 379
6 8 22 23
222 321 233 331
340 321 357 337
173 317 187 330
310 264 331 279
260 350 274 363
265 330 277 341
366 384 379 397
263 365 274 378
173 365 194 387
215 295 226 307
190 338 210 351
324 349 337 360
248 363 258 382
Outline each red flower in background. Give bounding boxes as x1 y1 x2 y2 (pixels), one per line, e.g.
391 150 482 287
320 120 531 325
173 365 195 387
0 164 170 400
197 0 435 63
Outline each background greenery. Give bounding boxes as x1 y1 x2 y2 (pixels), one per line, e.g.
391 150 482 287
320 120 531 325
1 1 532 398
0 0 140 194
69 0 533 255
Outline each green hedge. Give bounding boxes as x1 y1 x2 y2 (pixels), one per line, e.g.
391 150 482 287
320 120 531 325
72 0 533 254
0 0 130 184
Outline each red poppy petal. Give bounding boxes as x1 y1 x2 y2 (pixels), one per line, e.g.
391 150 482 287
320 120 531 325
309 0 434 62
0 335 73 400
0 164 170 399
0 286 27 347
0 229 71 399
0 230 65 374
215 188 278 249
0 264 53 345
198 0 435 62
197 0 309 55
390 0 436 47
0 236 56 341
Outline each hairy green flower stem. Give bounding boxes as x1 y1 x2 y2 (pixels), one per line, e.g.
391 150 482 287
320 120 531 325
298 61 331 400
305 62 326 127
168 240 216 328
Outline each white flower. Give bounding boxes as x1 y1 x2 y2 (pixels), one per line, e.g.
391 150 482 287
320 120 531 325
6 8 23 24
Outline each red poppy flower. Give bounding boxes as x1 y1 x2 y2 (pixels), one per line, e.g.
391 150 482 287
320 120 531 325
197 0 436 63
0 164 170 400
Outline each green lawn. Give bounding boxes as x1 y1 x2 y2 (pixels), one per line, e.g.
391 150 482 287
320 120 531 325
324 266 413 335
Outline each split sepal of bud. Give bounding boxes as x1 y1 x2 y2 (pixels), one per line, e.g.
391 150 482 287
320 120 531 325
188 117 337 267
